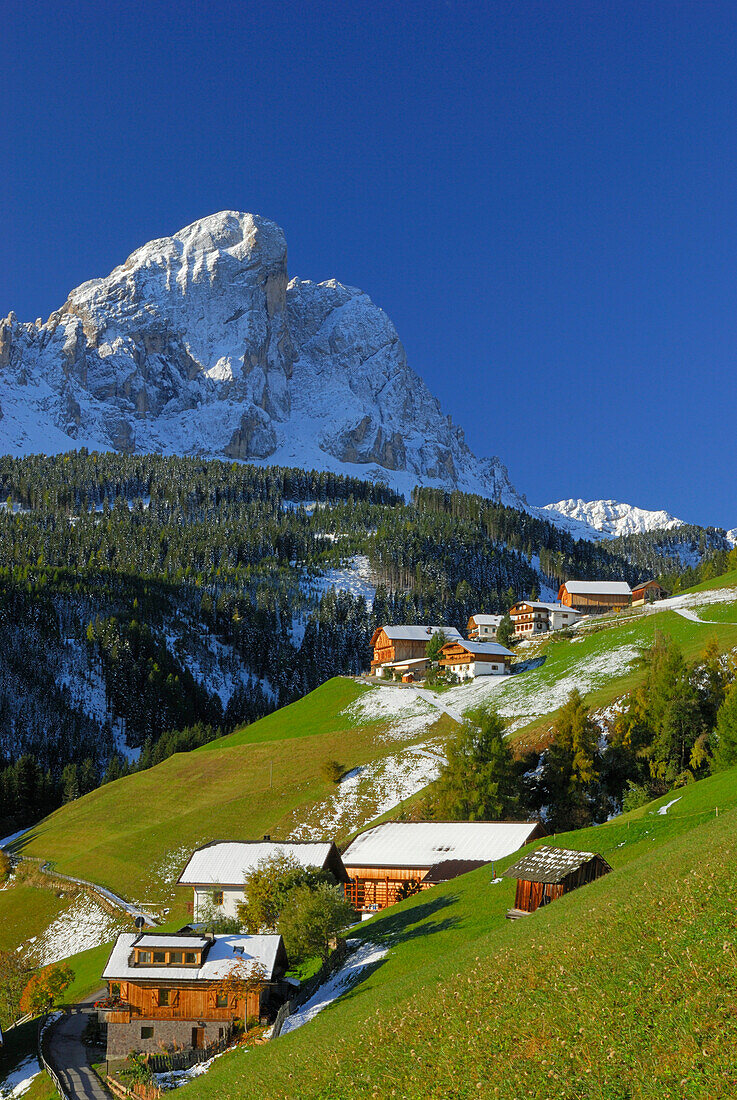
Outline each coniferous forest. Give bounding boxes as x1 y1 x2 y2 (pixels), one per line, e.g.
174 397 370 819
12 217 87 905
0 451 733 834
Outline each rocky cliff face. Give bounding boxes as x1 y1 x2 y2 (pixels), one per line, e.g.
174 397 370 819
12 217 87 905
0 211 523 504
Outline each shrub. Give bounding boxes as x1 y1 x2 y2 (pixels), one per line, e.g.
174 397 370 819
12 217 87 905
621 782 651 813
320 760 344 785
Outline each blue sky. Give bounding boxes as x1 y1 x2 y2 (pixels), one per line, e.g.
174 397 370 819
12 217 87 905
2 1 736 528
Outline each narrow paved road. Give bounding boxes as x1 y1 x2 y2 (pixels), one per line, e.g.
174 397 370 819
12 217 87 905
46 999 111 1100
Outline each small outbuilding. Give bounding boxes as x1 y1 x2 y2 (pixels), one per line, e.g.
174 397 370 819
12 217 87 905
503 845 612 918
631 579 667 606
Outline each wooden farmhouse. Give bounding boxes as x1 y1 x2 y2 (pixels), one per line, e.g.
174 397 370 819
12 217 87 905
503 845 612 918
509 601 583 639
178 840 349 922
100 931 288 1058
467 614 503 640
438 639 513 679
342 821 542 916
557 580 632 613
631 579 667 606
370 625 462 676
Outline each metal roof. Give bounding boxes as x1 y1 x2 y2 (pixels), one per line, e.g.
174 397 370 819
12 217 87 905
560 581 632 596
440 640 513 658
503 845 612 884
422 859 489 884
342 821 539 870
378 625 463 642
178 841 337 886
103 932 284 982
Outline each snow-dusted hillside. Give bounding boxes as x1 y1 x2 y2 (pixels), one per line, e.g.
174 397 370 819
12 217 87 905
539 498 686 541
0 211 522 505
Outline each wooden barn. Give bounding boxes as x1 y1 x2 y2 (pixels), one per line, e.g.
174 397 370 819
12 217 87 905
631 579 667 605
342 821 542 916
100 930 288 1058
503 845 612 918
557 580 632 613
370 625 462 675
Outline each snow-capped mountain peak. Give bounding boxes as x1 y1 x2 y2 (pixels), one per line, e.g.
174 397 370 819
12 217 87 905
0 211 524 505
540 498 686 540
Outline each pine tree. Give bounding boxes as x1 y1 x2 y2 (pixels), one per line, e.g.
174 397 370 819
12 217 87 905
432 705 518 821
713 682 737 771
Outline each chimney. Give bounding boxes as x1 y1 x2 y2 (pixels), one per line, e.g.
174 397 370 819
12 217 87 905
263 834 271 841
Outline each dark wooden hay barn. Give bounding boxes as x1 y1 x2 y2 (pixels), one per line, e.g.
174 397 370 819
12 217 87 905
503 845 612 918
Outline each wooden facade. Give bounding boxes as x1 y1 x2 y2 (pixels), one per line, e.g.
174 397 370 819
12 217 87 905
504 846 612 918
557 583 631 613
344 864 428 913
370 629 429 671
105 979 261 1028
631 580 665 604
439 640 512 677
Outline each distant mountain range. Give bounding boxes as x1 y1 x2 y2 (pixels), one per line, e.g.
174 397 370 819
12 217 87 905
0 211 731 539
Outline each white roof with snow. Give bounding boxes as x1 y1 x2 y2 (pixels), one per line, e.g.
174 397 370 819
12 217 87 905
561 581 632 595
103 932 283 981
378 625 462 642
469 614 503 626
441 640 513 658
178 841 335 886
512 602 583 614
342 821 539 870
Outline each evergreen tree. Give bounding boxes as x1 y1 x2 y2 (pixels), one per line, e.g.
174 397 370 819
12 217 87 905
713 682 737 771
431 705 518 821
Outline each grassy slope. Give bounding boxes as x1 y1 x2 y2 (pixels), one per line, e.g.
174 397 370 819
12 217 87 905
505 599 737 751
11 574 737 907
184 769 737 1100
0 884 70 952
14 678 451 911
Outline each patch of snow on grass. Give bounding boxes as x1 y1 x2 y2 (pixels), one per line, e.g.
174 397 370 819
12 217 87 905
0 1056 41 1099
288 742 444 840
280 939 388 1035
656 797 681 816
342 686 440 742
34 894 125 966
424 644 641 726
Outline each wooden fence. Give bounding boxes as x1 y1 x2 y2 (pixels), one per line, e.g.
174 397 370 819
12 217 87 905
145 1027 233 1074
107 1074 162 1100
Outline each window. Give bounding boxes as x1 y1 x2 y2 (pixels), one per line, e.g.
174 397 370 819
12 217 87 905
158 989 170 1006
216 993 228 1008
141 1027 154 1039
137 951 152 964
212 890 224 906
169 952 183 965
185 952 198 965
153 952 166 964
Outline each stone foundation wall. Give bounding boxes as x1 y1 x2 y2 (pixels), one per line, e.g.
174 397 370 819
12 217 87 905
106 1018 228 1061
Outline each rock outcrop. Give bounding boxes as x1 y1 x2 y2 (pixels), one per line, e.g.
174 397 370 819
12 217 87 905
0 211 524 504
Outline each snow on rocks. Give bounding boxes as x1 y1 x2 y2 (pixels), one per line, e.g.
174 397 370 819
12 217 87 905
32 894 126 966
288 742 445 840
280 939 388 1035
0 1055 41 1099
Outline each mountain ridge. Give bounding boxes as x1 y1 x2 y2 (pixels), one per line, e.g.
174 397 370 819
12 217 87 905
0 211 523 506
